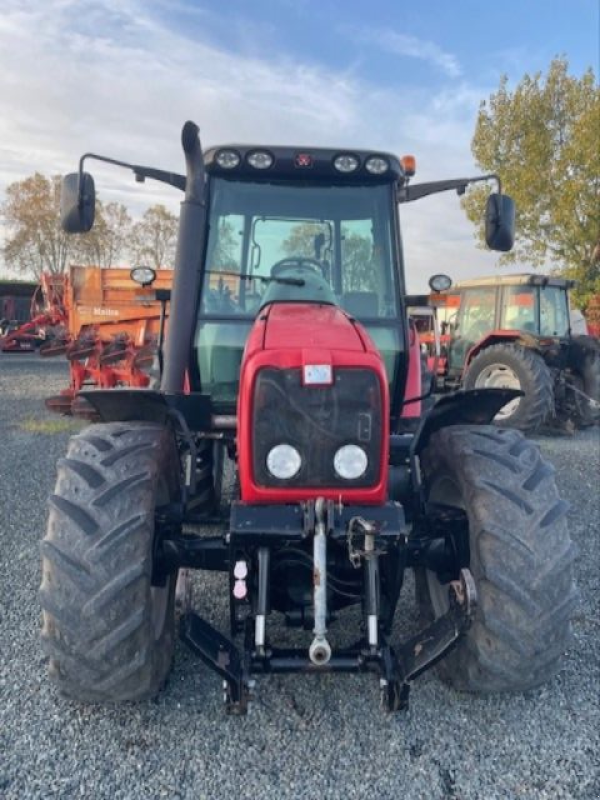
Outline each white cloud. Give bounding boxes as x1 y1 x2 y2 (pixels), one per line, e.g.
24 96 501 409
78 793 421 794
342 25 462 78
0 0 520 289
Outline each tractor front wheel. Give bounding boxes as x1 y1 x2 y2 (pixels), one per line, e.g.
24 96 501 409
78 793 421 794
464 343 554 432
417 425 578 692
40 422 180 702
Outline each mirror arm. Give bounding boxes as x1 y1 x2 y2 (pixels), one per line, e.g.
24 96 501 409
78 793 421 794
77 153 186 198
398 172 502 204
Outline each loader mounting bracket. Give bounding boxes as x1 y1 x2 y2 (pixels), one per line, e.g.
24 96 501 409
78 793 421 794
179 568 477 714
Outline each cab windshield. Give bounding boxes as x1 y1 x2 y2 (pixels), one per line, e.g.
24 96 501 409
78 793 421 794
200 179 399 319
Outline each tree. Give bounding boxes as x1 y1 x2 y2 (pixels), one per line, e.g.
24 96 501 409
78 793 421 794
1 173 74 278
283 222 378 292
463 58 600 309
73 201 132 268
210 219 239 271
131 204 178 269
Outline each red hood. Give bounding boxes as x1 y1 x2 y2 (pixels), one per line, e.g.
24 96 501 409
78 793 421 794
262 303 367 353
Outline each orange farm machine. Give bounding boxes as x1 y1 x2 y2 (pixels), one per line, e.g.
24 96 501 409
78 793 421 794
34 266 174 414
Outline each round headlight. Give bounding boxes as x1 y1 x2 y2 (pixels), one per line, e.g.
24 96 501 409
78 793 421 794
215 149 241 169
333 154 359 173
130 266 157 286
428 273 453 293
247 151 274 170
334 445 368 480
365 156 389 175
267 444 301 480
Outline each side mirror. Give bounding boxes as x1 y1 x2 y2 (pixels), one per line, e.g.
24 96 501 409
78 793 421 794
485 193 515 252
60 172 96 233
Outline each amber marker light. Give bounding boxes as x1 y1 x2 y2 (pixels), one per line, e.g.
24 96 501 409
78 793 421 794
401 155 416 177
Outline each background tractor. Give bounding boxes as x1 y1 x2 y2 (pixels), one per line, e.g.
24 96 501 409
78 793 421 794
39 123 577 713
425 275 600 432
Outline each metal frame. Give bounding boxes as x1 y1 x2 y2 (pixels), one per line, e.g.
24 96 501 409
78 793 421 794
156 497 477 713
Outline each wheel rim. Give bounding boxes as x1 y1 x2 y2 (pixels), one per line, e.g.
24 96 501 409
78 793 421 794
474 363 522 420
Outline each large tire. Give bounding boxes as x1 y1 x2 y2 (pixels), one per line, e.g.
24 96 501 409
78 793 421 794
417 425 578 692
40 422 180 702
579 350 600 426
464 343 554 432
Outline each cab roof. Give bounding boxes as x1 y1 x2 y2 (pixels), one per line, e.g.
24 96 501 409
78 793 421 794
451 273 575 290
204 144 404 183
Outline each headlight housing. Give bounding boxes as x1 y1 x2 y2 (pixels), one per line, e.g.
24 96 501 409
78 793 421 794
266 444 302 480
247 150 274 170
333 445 368 480
215 149 241 169
365 156 389 175
130 266 157 286
333 154 359 173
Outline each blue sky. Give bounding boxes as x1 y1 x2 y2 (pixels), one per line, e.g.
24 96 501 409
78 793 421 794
0 0 597 289
161 0 597 87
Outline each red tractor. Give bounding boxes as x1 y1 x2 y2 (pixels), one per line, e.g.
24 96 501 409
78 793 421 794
40 123 577 713
432 275 600 432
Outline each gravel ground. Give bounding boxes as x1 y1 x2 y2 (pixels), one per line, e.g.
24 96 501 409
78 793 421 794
0 353 598 800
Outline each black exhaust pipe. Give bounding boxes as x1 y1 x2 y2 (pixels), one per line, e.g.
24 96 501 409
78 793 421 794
161 121 207 394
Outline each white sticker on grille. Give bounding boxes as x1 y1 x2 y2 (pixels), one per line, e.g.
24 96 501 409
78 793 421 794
303 364 333 385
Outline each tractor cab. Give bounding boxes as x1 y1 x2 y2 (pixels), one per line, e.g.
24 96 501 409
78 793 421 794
193 146 408 426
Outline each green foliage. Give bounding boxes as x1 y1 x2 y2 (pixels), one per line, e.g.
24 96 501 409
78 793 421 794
283 222 377 292
75 201 132 268
2 174 133 276
211 219 239 270
463 57 600 309
131 204 178 269
2 173 72 278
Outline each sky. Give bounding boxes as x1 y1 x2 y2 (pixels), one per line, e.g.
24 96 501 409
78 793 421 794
0 0 598 291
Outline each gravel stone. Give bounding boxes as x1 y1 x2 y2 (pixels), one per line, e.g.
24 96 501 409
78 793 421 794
1 353 598 799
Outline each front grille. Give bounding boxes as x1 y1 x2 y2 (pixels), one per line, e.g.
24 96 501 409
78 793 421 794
252 367 382 488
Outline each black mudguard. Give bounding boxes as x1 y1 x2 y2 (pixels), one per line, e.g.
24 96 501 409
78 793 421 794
411 388 523 456
77 388 212 429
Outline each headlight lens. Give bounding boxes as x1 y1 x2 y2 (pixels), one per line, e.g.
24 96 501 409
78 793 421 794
333 154 359 173
266 444 302 479
215 149 241 169
333 445 368 480
365 156 389 175
247 150 274 170
428 273 453 292
130 266 157 286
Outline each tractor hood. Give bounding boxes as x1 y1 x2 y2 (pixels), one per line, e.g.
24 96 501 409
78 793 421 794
263 303 368 354
237 301 390 505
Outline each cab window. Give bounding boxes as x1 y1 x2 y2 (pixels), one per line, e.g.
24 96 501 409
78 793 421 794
540 286 569 337
200 179 399 320
457 288 496 341
500 286 536 332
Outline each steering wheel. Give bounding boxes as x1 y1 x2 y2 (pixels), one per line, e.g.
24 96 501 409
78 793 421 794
270 257 327 279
